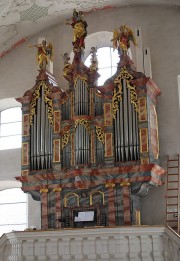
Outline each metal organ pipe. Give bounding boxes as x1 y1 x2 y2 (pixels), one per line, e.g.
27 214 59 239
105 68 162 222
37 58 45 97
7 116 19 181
30 85 53 170
114 78 139 162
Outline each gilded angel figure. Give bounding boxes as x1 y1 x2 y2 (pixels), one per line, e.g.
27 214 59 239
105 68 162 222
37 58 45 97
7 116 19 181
111 25 137 54
28 40 53 69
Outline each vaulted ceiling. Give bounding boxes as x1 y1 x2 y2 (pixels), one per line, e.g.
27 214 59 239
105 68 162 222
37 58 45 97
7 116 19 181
0 0 179 57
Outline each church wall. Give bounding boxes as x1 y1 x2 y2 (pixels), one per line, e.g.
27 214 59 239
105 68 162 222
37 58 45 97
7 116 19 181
0 6 179 228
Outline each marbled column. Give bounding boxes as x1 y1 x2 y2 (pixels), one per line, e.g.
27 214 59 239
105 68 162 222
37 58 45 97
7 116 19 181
53 188 62 229
120 182 131 225
40 189 49 230
105 183 116 226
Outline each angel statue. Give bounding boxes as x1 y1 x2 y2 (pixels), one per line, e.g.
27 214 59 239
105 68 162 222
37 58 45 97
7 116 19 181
89 47 98 71
66 9 88 51
111 25 137 55
62 52 72 79
28 40 53 69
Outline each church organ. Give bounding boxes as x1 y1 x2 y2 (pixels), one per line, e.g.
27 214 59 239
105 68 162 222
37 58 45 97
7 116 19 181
16 11 166 229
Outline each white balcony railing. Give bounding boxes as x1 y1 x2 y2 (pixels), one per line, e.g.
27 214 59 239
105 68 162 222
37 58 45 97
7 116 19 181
0 226 179 261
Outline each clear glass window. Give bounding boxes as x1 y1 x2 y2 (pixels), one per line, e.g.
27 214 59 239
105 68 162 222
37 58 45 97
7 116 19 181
0 107 22 150
0 188 27 237
85 47 119 86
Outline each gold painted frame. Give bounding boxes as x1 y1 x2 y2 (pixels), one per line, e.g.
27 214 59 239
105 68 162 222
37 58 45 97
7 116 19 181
64 192 80 207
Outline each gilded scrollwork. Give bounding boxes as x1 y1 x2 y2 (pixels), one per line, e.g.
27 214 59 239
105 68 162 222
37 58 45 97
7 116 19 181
61 130 70 149
74 74 88 89
29 84 41 125
75 119 90 134
112 67 138 119
95 125 105 144
44 84 54 126
29 82 54 126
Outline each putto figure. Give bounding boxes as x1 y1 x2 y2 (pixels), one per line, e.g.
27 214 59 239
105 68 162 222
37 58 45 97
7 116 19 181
28 40 53 69
62 52 72 80
67 9 88 51
111 25 137 54
89 47 98 71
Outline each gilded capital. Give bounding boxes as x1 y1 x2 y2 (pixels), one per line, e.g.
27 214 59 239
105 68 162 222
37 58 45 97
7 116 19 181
40 188 49 193
53 188 62 192
105 182 115 188
120 181 130 187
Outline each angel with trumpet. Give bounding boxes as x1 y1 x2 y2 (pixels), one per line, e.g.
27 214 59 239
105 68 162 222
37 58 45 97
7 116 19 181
28 40 53 69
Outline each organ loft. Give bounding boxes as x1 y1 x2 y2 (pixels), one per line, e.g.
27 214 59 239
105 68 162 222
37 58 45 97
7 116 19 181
16 10 166 229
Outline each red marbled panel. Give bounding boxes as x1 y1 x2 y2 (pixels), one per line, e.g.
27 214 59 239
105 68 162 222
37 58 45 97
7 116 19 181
22 142 29 165
54 110 60 133
105 133 113 157
140 128 148 153
138 97 147 122
90 88 94 116
22 170 29 176
23 114 29 136
141 158 149 165
104 103 112 126
53 139 60 162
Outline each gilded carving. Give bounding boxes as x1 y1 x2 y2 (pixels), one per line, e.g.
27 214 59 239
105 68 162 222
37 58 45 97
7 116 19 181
105 182 115 188
40 188 49 193
74 75 88 88
95 125 105 144
120 181 131 186
62 130 70 149
53 188 62 192
29 82 54 126
64 192 79 207
75 119 90 134
44 84 54 126
112 67 138 119
90 191 105 206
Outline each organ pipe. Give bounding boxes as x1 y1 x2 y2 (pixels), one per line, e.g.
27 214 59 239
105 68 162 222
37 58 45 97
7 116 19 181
30 84 53 170
74 79 89 116
114 78 140 162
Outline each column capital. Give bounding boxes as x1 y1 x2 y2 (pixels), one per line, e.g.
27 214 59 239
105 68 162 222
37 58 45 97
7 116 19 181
105 182 115 188
40 188 49 193
53 187 62 192
120 181 130 187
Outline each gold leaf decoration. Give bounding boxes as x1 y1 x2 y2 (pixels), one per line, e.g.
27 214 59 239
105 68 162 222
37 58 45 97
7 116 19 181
75 119 90 134
112 67 138 119
96 125 105 144
62 130 70 149
29 82 54 126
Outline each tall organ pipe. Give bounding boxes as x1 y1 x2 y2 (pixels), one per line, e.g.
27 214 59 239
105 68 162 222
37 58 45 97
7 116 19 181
30 86 53 170
114 79 139 162
37 96 41 170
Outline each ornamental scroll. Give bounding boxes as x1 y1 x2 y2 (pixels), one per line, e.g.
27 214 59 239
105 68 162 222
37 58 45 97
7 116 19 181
112 67 138 119
29 82 54 126
75 119 90 134
96 126 105 144
62 130 70 149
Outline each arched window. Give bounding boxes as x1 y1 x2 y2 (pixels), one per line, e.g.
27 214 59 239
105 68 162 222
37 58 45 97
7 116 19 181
85 47 119 85
0 188 27 236
0 107 22 150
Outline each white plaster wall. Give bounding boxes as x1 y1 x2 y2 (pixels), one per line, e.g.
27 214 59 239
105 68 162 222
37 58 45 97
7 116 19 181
0 6 179 226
